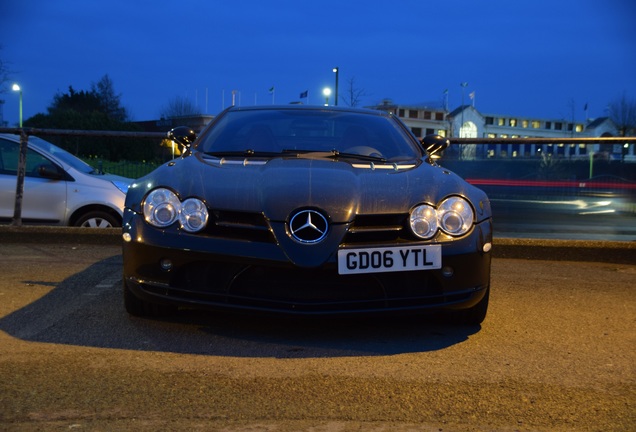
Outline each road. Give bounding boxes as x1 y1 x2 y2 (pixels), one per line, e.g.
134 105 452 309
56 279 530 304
491 197 636 241
0 242 634 431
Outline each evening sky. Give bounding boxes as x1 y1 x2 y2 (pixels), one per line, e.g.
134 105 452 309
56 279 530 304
1 0 635 126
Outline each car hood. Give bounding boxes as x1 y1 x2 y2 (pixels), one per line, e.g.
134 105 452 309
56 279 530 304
128 154 489 223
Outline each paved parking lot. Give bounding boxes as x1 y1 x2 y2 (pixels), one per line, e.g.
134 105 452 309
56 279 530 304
0 234 634 431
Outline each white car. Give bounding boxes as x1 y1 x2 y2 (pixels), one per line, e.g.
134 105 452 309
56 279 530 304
0 133 132 228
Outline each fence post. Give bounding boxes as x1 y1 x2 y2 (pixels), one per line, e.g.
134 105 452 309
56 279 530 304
11 129 29 226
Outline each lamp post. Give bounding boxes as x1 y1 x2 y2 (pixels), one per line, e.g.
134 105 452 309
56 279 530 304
12 83 22 127
332 67 339 106
323 87 332 106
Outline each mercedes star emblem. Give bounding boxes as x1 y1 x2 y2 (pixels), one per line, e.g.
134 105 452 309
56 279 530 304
289 209 329 243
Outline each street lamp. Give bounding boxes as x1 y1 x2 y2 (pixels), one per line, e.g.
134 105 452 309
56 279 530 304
12 83 22 128
332 67 339 106
323 87 332 106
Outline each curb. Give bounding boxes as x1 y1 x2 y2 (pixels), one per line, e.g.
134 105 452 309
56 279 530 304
0 226 122 246
1 226 634 265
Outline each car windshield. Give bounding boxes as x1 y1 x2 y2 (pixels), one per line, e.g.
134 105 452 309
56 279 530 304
28 136 97 174
196 108 421 162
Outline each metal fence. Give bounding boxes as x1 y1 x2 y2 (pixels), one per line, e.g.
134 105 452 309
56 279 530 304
1 127 635 238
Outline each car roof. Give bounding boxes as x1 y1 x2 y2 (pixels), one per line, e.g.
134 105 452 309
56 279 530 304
0 133 54 153
224 104 393 117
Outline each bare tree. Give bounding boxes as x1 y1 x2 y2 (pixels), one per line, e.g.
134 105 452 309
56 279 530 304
607 92 636 136
160 95 200 118
341 77 368 107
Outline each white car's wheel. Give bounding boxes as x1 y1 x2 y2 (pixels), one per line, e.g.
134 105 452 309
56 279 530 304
75 211 119 228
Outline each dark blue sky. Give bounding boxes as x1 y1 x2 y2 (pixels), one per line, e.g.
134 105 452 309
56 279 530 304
1 0 635 125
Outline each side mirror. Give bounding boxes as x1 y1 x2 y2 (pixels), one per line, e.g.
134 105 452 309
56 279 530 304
421 134 449 157
167 126 197 150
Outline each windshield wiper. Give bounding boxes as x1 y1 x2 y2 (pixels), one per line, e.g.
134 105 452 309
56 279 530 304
205 149 280 157
282 149 386 162
207 149 387 163
330 150 386 162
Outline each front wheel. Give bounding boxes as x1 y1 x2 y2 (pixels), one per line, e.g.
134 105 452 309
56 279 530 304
75 210 119 228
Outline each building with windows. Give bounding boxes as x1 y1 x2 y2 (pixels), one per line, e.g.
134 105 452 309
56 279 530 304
370 101 633 160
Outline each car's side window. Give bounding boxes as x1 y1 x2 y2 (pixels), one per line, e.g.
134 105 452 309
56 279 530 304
0 139 16 174
0 139 54 178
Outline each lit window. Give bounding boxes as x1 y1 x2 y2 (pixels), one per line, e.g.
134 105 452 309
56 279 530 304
531 121 541 128
498 118 505 126
509 119 517 127
569 144 576 155
575 124 584 132
557 144 565 155
521 120 529 128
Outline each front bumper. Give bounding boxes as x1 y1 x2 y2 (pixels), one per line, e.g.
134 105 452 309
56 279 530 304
122 212 492 316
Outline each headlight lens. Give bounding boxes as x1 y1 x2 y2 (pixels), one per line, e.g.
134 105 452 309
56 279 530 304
409 196 474 239
179 198 209 232
409 204 438 239
143 188 208 232
144 188 180 227
438 196 474 236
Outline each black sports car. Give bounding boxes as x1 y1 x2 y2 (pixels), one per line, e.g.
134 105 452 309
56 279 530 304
122 105 492 324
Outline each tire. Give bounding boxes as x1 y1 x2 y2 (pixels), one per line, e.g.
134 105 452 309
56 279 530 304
75 210 119 228
454 287 490 326
123 280 177 318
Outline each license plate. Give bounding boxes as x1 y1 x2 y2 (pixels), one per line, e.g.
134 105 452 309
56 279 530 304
337 245 442 275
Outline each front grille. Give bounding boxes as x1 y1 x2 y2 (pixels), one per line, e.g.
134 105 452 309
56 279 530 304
197 210 415 245
343 213 410 244
202 210 275 243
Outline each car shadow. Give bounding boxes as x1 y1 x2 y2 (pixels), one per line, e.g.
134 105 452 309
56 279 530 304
0 255 482 358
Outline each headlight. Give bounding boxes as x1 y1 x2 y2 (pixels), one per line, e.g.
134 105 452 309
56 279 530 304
142 188 208 232
409 196 474 239
179 198 209 233
143 188 181 227
438 196 474 236
409 204 438 239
